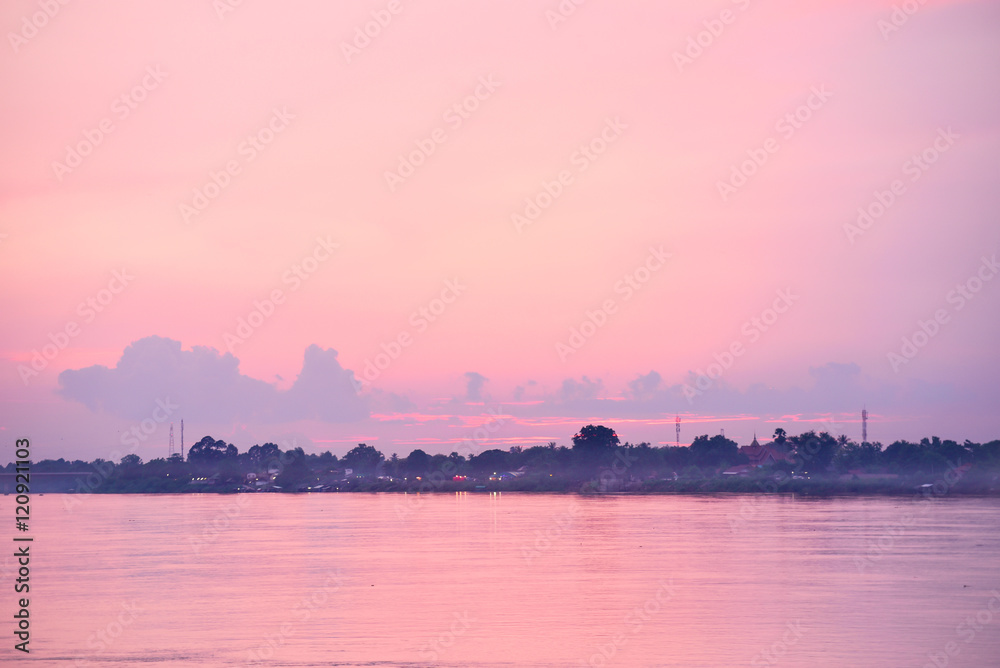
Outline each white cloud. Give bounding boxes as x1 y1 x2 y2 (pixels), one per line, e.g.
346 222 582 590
58 336 367 423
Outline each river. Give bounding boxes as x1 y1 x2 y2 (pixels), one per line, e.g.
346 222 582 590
6 493 1000 667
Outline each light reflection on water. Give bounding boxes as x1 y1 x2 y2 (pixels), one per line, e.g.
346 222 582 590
9 493 1000 667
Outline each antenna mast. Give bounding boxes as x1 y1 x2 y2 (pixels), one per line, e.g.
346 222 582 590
181 419 185 460
168 423 175 457
675 415 680 447
862 407 868 444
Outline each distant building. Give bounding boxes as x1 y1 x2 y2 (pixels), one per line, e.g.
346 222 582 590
739 435 794 467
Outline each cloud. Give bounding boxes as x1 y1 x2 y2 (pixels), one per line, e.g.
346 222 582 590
558 376 603 402
464 371 488 401
672 361 918 416
512 380 537 402
57 336 367 424
497 363 960 427
367 388 417 414
280 345 368 421
628 370 662 400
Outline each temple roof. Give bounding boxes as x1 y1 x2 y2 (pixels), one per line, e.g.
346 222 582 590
739 435 792 466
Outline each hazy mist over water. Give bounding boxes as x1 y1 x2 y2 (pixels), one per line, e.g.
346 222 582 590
11 493 999 667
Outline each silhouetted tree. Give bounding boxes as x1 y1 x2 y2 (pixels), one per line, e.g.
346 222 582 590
689 434 743 468
120 453 143 468
342 443 384 474
246 443 281 467
923 437 968 467
387 453 401 476
572 425 620 467
187 436 237 463
968 440 1000 468
834 441 883 472
572 425 620 452
789 431 839 472
470 449 509 473
404 449 431 475
882 440 922 471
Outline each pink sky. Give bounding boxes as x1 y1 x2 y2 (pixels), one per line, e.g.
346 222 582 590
1 0 998 462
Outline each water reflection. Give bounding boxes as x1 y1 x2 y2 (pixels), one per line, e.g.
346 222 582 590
14 493 1000 667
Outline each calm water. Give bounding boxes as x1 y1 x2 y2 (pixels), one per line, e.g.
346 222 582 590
4 493 1000 667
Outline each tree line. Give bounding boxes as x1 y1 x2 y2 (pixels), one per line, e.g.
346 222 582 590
5 425 999 493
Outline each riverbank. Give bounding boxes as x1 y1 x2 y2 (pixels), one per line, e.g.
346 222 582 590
38 470 1000 496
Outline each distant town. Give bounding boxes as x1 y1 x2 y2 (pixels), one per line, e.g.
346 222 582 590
4 424 999 496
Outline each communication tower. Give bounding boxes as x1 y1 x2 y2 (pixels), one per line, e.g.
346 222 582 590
168 423 175 457
862 407 869 444
675 415 680 447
